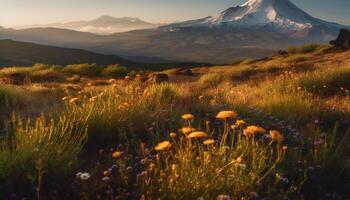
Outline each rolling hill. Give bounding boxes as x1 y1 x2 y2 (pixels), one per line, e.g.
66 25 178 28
0 39 204 69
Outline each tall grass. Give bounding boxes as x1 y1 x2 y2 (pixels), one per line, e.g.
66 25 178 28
0 113 87 197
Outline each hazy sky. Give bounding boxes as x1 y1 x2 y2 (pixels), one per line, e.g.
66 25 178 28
1 0 350 27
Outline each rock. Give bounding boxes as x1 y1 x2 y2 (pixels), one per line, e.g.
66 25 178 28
278 50 288 55
151 73 169 83
330 28 350 49
182 69 194 76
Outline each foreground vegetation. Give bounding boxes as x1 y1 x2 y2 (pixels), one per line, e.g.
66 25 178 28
0 45 350 199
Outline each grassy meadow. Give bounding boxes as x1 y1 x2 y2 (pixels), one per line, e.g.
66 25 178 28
0 44 350 199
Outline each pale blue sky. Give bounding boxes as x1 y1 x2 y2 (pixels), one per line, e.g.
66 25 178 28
1 0 349 27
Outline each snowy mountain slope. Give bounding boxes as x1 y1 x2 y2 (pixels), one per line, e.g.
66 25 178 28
162 0 346 32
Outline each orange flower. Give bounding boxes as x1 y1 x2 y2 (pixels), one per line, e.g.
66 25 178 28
216 111 237 120
155 141 172 151
112 151 123 158
181 126 195 135
69 97 79 104
182 114 194 121
203 139 215 145
188 131 208 139
169 132 177 138
269 130 284 143
243 125 266 136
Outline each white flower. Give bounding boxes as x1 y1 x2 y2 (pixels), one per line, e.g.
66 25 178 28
79 172 91 180
217 195 231 200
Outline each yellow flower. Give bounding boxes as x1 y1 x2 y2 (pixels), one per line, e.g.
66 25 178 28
216 111 237 120
69 97 79 104
235 120 245 126
89 96 98 103
188 131 208 139
203 139 215 145
231 124 238 130
181 126 195 135
108 78 116 83
270 130 284 143
182 114 194 121
155 141 172 151
243 125 266 136
112 151 123 158
169 132 177 138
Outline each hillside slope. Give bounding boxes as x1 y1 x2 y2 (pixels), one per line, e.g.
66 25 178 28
0 39 137 67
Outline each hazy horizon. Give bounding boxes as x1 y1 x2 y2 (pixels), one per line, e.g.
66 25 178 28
1 0 350 28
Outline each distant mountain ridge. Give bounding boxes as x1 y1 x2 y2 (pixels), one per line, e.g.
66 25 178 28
1 0 349 63
0 39 205 69
14 15 162 34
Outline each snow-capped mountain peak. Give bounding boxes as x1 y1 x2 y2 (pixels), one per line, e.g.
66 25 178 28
163 0 342 31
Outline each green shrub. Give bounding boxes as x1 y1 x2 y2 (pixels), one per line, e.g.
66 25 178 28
288 44 320 54
101 64 128 79
198 73 225 87
0 64 65 82
63 63 103 77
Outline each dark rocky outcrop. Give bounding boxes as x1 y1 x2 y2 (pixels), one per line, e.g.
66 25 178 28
278 50 288 55
150 73 169 83
330 29 350 49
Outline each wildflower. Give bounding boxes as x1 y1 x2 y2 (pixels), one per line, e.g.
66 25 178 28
181 126 195 134
282 178 290 185
282 145 288 151
269 130 284 142
86 82 92 87
203 139 215 145
235 119 245 127
76 172 82 178
249 192 259 200
69 97 79 104
216 111 237 120
125 76 131 81
217 194 231 200
112 151 123 159
155 141 172 151
126 166 133 172
108 78 116 83
230 124 238 130
62 96 69 101
79 172 90 180
188 131 208 139
102 176 110 182
182 113 194 121
169 132 177 138
244 126 266 137
89 96 98 103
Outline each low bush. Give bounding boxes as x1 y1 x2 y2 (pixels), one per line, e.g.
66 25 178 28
63 63 103 77
101 64 129 79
